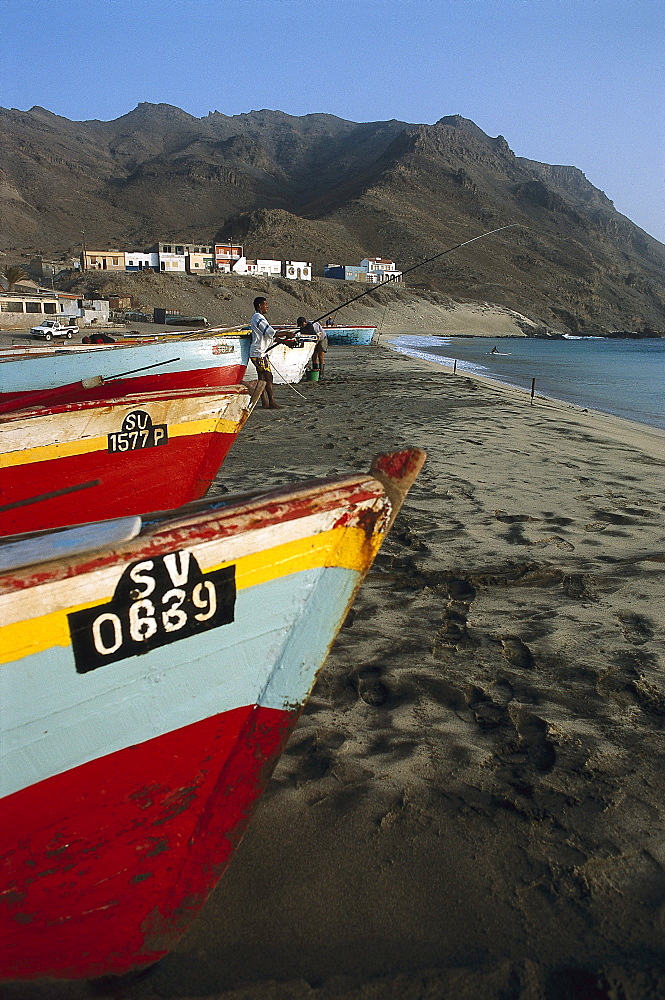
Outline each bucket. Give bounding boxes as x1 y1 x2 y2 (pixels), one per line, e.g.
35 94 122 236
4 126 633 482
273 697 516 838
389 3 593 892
307 369 320 382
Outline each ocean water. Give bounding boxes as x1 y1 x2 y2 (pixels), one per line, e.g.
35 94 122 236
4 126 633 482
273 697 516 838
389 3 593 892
389 335 665 430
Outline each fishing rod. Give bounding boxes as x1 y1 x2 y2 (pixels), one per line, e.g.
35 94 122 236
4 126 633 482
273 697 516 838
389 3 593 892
104 358 181 381
311 223 521 326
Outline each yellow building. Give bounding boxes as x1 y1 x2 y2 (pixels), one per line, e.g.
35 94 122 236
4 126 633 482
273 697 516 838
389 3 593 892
186 253 215 274
81 250 125 271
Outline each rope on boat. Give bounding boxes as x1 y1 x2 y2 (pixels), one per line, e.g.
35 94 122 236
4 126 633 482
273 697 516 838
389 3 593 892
268 361 308 399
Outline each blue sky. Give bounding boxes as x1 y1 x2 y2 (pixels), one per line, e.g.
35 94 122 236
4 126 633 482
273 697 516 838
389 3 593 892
2 0 663 242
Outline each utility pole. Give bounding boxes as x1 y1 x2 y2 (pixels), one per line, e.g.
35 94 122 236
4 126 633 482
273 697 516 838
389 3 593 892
81 230 87 271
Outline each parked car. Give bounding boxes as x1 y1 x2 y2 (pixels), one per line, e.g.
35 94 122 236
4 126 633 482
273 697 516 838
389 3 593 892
30 320 79 341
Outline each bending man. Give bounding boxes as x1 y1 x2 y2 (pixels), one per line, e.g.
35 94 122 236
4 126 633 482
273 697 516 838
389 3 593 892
296 315 327 380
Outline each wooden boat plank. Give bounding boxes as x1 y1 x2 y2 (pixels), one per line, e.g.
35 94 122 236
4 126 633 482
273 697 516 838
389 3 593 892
0 451 424 981
0 386 258 535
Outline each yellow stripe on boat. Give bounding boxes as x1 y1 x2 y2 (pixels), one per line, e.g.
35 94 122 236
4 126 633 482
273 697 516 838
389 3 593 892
0 524 385 664
0 417 240 469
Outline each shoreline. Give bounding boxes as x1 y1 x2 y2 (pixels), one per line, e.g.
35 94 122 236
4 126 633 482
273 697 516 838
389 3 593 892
383 334 665 433
7 343 665 1000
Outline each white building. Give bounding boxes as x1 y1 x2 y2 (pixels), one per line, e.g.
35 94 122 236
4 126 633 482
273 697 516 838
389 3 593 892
80 299 111 324
224 256 246 274
125 251 159 272
360 257 402 283
283 260 312 281
158 253 186 273
243 259 281 277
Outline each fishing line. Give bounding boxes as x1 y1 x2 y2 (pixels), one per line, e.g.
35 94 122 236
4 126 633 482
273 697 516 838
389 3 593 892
312 223 521 326
375 299 390 344
267 360 308 399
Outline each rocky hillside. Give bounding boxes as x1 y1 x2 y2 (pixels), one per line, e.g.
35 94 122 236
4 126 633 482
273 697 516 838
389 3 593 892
1 103 664 334
58 269 548 340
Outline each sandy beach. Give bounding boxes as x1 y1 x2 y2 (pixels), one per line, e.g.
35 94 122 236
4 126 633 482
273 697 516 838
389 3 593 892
7 343 665 1000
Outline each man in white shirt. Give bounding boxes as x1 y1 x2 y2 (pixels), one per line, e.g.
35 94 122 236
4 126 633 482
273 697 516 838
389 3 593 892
249 296 281 409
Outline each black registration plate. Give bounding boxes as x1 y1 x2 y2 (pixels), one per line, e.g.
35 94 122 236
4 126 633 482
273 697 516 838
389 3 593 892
68 551 236 673
108 410 168 452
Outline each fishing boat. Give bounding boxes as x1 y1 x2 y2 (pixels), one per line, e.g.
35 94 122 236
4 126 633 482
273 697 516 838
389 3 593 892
0 448 425 981
0 384 262 536
0 326 250 412
325 325 377 346
268 332 318 384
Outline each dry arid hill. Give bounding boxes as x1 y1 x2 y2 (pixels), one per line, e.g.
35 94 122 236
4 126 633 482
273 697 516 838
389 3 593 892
1 104 664 334
56 269 549 339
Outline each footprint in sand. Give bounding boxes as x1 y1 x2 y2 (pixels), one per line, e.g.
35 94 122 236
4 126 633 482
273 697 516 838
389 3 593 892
532 535 575 550
353 665 390 707
617 612 655 646
510 709 557 772
494 510 540 523
499 636 535 669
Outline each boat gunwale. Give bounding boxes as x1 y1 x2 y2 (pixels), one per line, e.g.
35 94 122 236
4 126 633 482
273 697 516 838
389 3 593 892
0 327 251 366
0 383 253 423
0 473 387 593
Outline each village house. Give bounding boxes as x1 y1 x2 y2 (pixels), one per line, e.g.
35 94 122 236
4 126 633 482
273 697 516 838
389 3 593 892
158 253 186 273
283 261 312 281
324 264 368 282
0 290 59 327
241 259 281 278
0 290 109 328
148 241 215 257
29 256 78 280
214 242 244 272
80 299 111 324
107 295 136 311
125 251 159 272
324 258 402 283
56 292 82 319
145 242 213 274
81 250 125 272
186 252 215 274
360 257 402 283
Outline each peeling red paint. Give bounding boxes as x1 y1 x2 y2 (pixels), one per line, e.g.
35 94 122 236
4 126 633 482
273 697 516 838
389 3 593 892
0 705 295 980
373 448 421 480
0 477 383 596
130 872 154 884
143 838 169 858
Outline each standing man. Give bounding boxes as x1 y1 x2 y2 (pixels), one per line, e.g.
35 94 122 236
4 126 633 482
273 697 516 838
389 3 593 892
250 296 281 409
296 316 328 380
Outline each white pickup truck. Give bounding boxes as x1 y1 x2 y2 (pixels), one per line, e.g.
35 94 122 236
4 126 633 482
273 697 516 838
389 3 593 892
30 319 79 341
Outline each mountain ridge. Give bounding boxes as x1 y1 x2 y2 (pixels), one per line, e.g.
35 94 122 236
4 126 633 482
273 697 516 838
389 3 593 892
1 102 663 334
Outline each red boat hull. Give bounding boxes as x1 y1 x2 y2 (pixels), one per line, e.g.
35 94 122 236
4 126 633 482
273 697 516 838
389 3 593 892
0 363 247 412
1 429 237 535
0 387 255 535
0 705 294 979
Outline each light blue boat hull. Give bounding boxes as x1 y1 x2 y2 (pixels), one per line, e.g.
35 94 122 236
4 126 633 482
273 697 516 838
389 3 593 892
326 327 377 346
